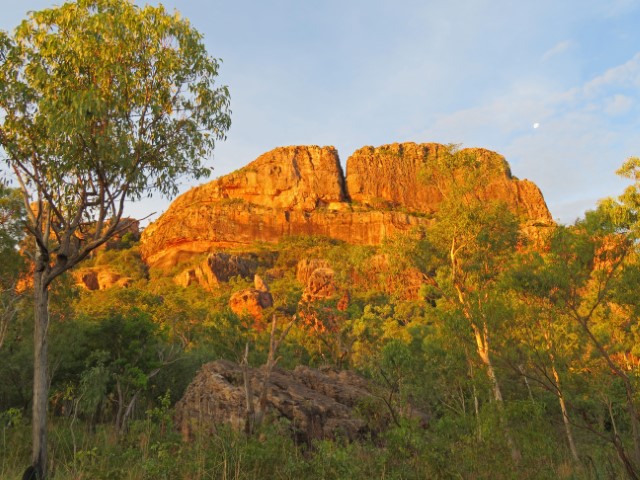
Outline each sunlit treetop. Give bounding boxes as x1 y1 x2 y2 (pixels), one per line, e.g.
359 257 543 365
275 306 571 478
0 0 231 221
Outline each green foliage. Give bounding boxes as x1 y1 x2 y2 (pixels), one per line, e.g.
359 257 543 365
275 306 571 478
90 247 149 281
0 184 25 275
0 0 231 203
0 184 26 350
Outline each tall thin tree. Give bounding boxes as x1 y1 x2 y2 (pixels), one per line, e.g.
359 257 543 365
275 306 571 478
0 1 231 477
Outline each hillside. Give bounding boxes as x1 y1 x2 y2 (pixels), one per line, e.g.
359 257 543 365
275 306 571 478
4 143 638 480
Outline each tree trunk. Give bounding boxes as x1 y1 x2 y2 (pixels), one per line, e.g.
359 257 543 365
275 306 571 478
471 321 522 464
545 327 580 463
551 363 580 462
120 391 140 434
32 262 50 479
623 377 640 469
115 380 125 435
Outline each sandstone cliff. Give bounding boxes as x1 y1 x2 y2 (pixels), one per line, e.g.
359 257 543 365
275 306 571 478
140 143 552 268
347 143 551 221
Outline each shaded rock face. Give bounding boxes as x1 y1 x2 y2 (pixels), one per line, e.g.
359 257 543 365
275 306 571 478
140 143 553 267
174 359 387 443
173 253 257 290
73 268 132 290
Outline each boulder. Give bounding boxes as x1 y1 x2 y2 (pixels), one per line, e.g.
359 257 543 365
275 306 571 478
77 270 99 290
254 274 269 292
304 267 337 301
229 288 273 320
174 359 402 443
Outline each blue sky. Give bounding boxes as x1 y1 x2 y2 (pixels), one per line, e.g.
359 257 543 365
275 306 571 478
2 0 640 224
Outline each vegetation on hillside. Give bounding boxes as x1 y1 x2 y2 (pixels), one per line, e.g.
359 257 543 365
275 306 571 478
1 158 640 479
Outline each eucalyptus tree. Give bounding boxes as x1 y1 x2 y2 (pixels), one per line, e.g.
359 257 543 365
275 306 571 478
422 146 522 463
0 1 231 476
513 217 639 478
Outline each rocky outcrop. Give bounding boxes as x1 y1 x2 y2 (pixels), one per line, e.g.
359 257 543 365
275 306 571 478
140 143 553 268
296 259 338 302
73 268 132 290
188 145 346 210
296 258 331 284
303 268 337 301
346 143 552 221
229 275 274 320
175 359 413 443
229 289 273 320
173 253 257 290
359 254 427 301
143 204 428 269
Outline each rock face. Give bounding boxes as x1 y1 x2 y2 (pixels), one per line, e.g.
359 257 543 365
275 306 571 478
173 253 257 290
140 143 553 268
347 143 551 221
174 359 393 443
229 275 274 320
73 267 132 290
208 145 347 210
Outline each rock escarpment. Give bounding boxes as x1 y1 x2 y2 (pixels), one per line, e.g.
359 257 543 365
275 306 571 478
141 143 552 268
347 143 551 221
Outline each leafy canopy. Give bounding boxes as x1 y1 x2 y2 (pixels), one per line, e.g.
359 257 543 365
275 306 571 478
0 0 231 233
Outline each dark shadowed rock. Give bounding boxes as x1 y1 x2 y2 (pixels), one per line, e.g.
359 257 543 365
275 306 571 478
174 252 257 290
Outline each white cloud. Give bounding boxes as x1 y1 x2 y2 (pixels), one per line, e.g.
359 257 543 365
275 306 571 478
604 94 634 115
583 52 640 96
542 40 574 62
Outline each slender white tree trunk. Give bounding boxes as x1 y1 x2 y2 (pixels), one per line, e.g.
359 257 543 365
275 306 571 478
471 321 521 464
551 364 580 462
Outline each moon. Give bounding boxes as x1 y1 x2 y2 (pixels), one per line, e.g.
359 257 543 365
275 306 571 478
533 122 540 129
